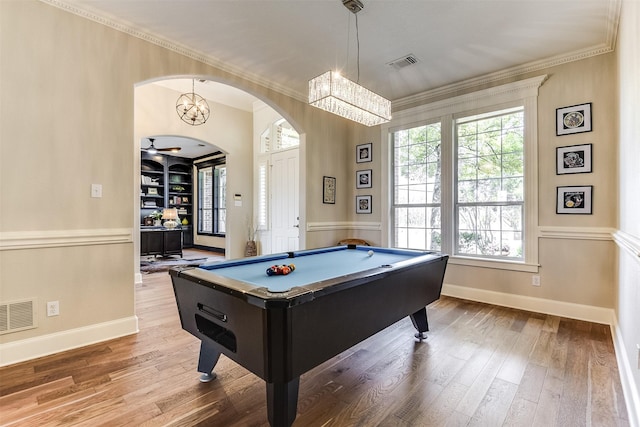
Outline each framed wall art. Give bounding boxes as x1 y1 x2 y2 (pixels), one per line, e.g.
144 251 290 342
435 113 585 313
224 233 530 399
556 185 593 214
356 143 372 163
556 102 592 135
323 176 336 204
556 144 592 174
356 195 372 214
356 169 372 189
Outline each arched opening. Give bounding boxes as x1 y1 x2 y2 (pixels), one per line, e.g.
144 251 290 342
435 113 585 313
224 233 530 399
133 76 305 282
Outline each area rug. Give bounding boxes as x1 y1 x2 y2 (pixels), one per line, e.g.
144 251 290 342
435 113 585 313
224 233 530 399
140 257 209 274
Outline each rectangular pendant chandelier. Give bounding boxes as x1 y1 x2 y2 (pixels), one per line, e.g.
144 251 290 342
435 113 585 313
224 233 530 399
309 71 391 127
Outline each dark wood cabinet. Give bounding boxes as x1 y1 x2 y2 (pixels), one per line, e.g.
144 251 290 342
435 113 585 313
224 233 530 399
141 229 183 257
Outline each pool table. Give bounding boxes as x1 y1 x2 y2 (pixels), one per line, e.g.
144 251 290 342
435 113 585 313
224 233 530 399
170 245 448 427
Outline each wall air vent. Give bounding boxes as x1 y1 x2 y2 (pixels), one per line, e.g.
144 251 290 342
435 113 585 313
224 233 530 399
387 54 420 70
0 299 37 335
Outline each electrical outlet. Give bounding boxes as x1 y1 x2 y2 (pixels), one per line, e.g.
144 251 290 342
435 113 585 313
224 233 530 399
47 301 59 317
532 275 541 286
91 183 102 198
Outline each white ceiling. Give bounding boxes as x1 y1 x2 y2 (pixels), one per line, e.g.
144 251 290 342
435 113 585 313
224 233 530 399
55 0 619 157
55 0 619 103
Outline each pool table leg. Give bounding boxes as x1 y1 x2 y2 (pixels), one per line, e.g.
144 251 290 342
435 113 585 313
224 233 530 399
410 307 429 341
266 377 300 427
197 340 221 383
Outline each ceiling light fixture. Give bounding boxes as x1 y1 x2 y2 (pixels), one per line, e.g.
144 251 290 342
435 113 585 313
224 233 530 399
176 79 210 126
308 0 391 127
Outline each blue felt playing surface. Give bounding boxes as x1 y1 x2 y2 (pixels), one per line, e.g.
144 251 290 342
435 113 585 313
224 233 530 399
198 246 420 292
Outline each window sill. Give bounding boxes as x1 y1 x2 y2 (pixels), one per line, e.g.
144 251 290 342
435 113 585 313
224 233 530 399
449 256 539 273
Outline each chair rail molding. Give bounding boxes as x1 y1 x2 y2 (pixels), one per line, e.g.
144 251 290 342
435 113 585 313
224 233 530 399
613 229 640 263
0 228 133 251
538 226 615 241
306 221 382 232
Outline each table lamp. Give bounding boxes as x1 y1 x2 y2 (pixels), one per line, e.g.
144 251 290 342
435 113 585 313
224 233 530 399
162 208 179 229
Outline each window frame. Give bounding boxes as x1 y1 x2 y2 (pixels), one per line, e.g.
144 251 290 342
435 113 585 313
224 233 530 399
196 157 226 237
382 76 546 272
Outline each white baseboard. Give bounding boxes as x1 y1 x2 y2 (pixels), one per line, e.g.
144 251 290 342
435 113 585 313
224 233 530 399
611 318 640 427
441 283 615 324
0 316 139 367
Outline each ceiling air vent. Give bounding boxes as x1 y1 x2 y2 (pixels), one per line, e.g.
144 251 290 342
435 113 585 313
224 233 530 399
387 54 420 70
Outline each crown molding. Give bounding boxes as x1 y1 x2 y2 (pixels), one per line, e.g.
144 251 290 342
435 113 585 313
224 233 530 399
393 42 615 111
39 0 306 103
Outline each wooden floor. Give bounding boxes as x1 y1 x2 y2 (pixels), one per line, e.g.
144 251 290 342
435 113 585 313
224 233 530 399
0 250 629 426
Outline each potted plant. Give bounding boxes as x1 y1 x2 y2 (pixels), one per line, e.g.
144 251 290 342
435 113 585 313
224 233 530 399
149 210 163 226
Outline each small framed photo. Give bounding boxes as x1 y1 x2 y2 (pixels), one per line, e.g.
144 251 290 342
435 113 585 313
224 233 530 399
556 102 592 136
147 187 158 195
181 196 189 204
356 169 372 189
323 176 336 204
556 186 593 214
557 144 592 174
356 195 372 214
356 143 372 163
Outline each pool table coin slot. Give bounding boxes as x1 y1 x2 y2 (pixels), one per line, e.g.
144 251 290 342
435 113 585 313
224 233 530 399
197 303 228 322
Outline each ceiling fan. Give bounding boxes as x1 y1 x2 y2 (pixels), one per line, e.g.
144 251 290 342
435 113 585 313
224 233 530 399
143 138 181 154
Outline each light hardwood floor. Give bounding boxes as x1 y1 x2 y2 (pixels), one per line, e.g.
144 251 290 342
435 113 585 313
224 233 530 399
0 249 629 426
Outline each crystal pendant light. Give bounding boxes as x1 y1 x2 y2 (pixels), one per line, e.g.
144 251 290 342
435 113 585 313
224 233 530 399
308 0 391 126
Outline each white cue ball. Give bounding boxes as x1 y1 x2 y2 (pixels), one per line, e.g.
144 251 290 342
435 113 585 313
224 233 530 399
367 250 374 257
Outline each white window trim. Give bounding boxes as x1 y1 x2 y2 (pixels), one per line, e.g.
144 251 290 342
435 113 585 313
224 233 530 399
381 75 547 271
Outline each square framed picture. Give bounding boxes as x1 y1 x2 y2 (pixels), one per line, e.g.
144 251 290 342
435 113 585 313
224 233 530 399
356 195 372 214
556 186 593 214
147 187 158 195
323 176 336 204
356 169 372 189
556 102 592 136
557 144 592 174
356 143 372 163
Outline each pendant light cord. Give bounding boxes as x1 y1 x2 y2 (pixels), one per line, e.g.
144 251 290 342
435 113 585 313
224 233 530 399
355 12 360 83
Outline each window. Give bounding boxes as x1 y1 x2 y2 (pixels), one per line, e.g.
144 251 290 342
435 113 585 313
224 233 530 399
197 161 226 235
393 123 442 251
387 76 545 269
455 108 524 259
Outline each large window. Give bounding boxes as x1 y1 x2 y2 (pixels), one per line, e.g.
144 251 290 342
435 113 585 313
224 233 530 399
455 108 524 259
393 123 442 251
197 162 226 235
388 76 544 268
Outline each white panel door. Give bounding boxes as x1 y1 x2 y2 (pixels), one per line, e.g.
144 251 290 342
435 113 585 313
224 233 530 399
270 148 299 253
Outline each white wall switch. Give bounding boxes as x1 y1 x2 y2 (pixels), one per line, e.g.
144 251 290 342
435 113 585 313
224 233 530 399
91 183 103 198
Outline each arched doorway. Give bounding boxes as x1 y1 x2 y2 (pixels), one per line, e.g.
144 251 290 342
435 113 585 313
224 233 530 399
133 76 304 281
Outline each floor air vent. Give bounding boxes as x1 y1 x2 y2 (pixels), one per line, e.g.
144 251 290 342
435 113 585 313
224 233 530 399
0 299 37 335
